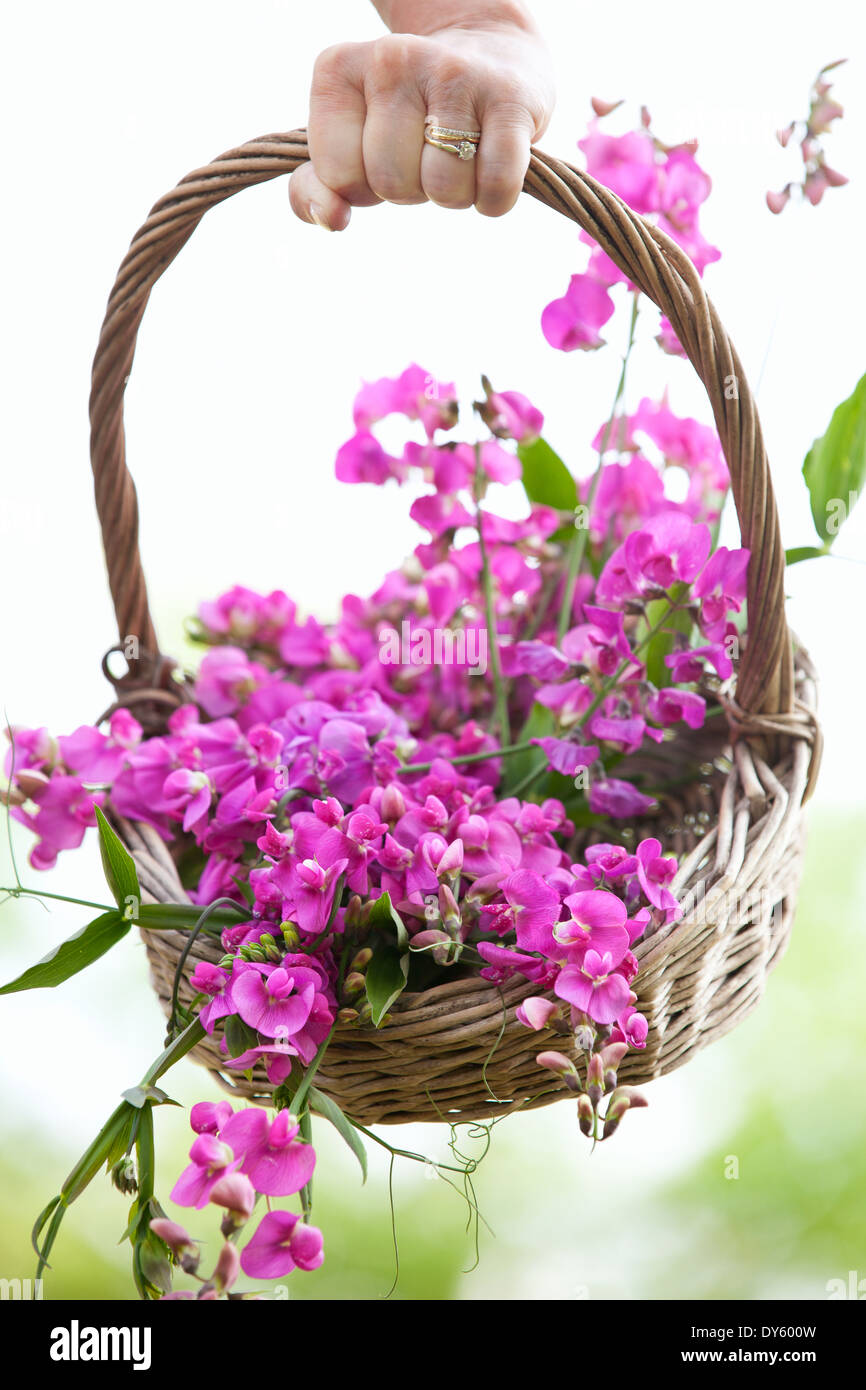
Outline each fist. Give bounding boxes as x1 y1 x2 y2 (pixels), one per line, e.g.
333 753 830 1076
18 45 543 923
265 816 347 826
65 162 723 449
289 23 555 230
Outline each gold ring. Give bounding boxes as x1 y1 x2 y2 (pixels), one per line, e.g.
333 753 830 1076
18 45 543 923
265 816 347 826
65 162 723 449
424 117 481 160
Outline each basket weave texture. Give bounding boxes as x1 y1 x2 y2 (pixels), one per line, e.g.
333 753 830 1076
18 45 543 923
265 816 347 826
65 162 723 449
89 133 822 1125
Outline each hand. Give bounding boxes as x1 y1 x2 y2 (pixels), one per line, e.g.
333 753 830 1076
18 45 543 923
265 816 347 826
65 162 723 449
289 9 555 230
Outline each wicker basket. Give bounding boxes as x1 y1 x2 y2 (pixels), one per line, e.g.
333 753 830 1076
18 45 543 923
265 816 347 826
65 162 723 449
89 132 822 1126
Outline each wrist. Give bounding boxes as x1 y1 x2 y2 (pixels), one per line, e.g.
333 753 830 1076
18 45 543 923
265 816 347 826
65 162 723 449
373 1 540 40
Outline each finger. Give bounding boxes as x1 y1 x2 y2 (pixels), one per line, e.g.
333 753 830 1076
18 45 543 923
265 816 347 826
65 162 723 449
420 104 480 210
289 163 353 231
307 43 382 210
474 106 533 218
363 95 427 205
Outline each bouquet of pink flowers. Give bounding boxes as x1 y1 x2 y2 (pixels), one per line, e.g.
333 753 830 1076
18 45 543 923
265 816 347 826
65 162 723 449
1 88 852 1299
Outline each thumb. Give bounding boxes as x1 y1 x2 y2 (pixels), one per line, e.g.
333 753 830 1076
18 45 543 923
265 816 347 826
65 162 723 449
289 162 353 231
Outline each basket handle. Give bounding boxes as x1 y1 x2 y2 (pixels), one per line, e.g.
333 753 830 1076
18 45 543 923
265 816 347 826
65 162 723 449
90 130 793 722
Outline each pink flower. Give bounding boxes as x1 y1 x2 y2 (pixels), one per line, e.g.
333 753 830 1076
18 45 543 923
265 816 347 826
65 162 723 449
220 1108 316 1196
353 363 458 439
556 889 631 961
587 778 657 819
579 124 659 212
647 689 706 731
516 996 560 1030
483 388 544 444
171 1134 240 1209
190 1101 234 1135
542 273 615 352
694 546 749 640
335 429 404 485
530 737 600 776
504 870 561 953
554 947 632 1025
635 837 680 917
240 1210 324 1279
231 962 318 1040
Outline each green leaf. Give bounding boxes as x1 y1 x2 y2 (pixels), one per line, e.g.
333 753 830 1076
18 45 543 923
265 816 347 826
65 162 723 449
500 703 554 795
518 437 578 512
223 1014 260 1060
120 1085 179 1110
231 874 256 908
802 372 866 544
365 942 409 1027
785 544 830 566
644 597 696 689
308 1085 368 1182
367 891 409 950
94 805 140 911
0 910 129 994
137 902 246 932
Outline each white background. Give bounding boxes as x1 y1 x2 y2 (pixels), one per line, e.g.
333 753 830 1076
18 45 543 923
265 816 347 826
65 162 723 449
0 0 864 1298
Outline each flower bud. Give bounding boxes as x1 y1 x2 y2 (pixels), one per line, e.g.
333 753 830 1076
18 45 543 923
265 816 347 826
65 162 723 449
586 1052 605 1107
110 1155 138 1195
280 922 300 951
246 944 266 962
516 996 559 1031
344 895 363 929
577 1093 595 1137
209 1173 256 1229
602 1086 649 1141
600 1040 629 1089
150 1218 200 1274
343 971 366 996
212 1242 241 1294
336 1007 360 1026
411 928 453 965
349 947 373 972
536 1050 581 1093
381 784 406 822
438 883 461 932
218 953 236 970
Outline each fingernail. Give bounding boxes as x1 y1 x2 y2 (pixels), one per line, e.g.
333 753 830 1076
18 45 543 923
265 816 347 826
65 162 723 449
309 202 333 231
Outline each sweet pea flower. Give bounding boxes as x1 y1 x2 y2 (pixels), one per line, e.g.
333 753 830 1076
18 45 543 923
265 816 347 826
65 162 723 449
480 387 544 444
240 1211 324 1279
335 429 404 486
353 363 458 439
635 838 680 917
515 996 561 1030
588 778 657 819
171 1134 240 1209
530 737 600 776
231 962 318 1039
220 1108 316 1196
542 273 616 352
693 546 750 640
190 1101 234 1135
554 947 632 1025
647 688 706 732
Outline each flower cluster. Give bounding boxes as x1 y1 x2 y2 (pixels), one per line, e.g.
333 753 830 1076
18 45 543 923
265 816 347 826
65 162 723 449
152 1101 323 1298
768 60 848 213
542 100 720 358
4 104 757 1295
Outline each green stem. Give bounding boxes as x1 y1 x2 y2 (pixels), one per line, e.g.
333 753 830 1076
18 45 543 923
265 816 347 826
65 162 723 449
0 886 115 912
474 443 510 747
289 1023 338 1118
514 598 682 802
556 292 641 644
576 598 679 733
398 739 534 778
